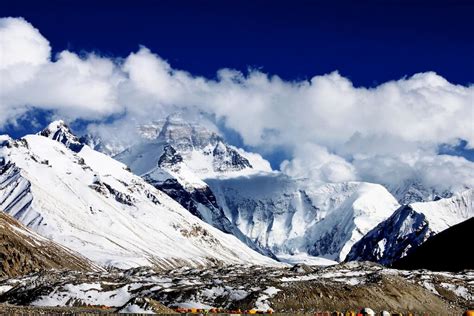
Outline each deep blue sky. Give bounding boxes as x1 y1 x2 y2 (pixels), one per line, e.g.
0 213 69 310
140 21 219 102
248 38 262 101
3 0 474 87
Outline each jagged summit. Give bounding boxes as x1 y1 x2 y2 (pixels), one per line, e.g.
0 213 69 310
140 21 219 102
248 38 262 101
116 114 271 178
212 140 252 172
142 114 256 174
158 144 184 167
38 120 83 152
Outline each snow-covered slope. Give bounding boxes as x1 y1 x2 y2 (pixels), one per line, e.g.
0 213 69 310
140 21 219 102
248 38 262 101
0 131 276 269
346 189 474 265
207 174 400 262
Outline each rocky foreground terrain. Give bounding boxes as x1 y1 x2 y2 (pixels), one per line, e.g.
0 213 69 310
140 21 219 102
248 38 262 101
0 262 472 314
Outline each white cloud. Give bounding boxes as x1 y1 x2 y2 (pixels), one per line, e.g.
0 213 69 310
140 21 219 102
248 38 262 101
0 17 473 194
0 18 123 122
353 152 474 193
0 17 50 69
280 143 357 183
21 52 121 117
0 16 50 103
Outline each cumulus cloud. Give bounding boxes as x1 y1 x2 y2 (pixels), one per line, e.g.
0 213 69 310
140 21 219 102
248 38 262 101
1 17 473 194
0 16 50 113
0 17 50 70
1 18 125 124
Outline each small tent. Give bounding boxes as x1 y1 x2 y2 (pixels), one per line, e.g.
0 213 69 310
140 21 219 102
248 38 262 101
361 308 375 316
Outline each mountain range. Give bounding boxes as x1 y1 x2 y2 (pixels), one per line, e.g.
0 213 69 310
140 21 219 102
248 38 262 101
0 126 274 269
1 115 472 271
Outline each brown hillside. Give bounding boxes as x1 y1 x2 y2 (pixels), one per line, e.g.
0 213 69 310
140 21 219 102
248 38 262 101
0 211 98 278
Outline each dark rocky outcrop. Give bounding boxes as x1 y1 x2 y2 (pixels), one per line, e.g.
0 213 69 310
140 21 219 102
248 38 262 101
392 217 474 272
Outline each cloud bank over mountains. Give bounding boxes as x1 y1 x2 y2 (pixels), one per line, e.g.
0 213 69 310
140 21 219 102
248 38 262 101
1 17 473 191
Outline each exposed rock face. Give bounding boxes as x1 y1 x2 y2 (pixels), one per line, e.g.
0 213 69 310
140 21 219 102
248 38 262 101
38 120 83 153
211 140 252 172
0 212 97 278
0 160 36 226
158 145 184 166
147 177 217 219
345 205 433 265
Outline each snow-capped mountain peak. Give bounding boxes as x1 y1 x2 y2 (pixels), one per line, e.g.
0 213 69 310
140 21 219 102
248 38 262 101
155 114 222 152
111 116 276 258
38 120 83 152
87 115 405 264
114 114 272 179
143 114 267 176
